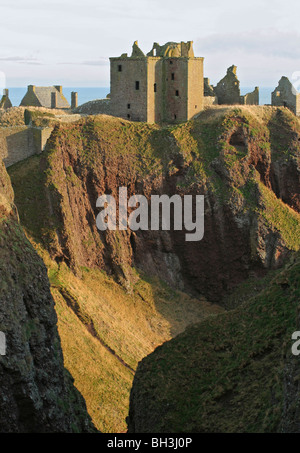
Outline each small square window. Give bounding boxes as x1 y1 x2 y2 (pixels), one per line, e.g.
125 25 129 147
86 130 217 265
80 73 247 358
135 81 140 90
170 61 173 65
127 114 131 119
118 65 122 72
195 105 197 109
175 90 179 97
127 104 131 109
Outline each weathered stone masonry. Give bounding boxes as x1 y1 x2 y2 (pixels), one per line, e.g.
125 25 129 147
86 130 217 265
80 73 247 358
110 41 204 123
272 76 300 116
206 65 259 106
0 126 53 167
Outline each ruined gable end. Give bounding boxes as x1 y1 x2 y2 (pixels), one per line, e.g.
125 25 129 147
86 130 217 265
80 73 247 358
214 65 241 105
271 76 300 116
0 89 12 110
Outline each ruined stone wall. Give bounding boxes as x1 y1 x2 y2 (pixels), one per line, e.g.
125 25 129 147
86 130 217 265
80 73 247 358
110 57 148 122
187 58 204 120
0 90 12 110
0 127 33 167
241 87 259 105
0 126 53 167
215 66 241 105
32 127 54 154
203 96 218 106
271 77 298 115
204 78 215 97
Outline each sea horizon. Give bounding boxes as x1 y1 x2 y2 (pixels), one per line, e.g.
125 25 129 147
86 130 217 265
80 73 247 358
6 86 274 108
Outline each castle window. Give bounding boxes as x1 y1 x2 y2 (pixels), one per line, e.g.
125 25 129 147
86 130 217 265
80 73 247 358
127 104 131 109
276 91 281 97
171 73 175 80
195 105 197 109
170 60 173 64
118 65 122 72
135 81 140 90
175 90 179 97
154 83 157 92
127 114 131 119
174 114 177 119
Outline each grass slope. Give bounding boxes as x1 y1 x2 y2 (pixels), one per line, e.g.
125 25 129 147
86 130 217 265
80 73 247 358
129 253 300 433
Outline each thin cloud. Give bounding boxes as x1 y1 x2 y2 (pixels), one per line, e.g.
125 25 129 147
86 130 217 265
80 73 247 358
197 30 300 60
0 56 43 64
82 59 109 66
58 58 109 66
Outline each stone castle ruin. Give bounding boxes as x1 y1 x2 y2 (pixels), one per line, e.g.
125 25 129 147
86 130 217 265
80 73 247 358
109 41 262 123
110 41 204 123
272 76 300 116
204 65 259 106
1 40 300 170
0 89 12 110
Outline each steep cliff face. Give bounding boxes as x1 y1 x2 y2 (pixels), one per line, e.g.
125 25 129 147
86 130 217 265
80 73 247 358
7 105 300 432
0 159 95 433
10 107 300 301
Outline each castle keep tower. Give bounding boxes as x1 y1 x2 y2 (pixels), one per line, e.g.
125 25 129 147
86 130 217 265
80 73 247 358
110 41 204 123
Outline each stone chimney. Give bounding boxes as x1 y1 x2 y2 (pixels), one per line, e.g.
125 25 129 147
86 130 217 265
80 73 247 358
51 91 57 109
28 85 36 93
71 91 78 109
54 85 63 94
3 89 9 97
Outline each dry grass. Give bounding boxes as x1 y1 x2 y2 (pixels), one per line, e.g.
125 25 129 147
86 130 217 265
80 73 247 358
40 251 223 433
0 106 81 127
199 104 300 125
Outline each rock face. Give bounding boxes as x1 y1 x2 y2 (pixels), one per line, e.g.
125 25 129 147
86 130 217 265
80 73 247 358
0 159 95 432
5 105 300 432
15 107 299 303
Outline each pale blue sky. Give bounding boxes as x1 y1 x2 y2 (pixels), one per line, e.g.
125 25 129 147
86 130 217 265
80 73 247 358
0 0 299 87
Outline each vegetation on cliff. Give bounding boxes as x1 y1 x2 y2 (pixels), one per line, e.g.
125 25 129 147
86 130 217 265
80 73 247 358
127 252 300 433
0 160 95 433
7 105 300 432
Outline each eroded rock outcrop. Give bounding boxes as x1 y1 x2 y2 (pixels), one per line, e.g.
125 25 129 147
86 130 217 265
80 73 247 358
8 107 300 303
0 159 95 432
